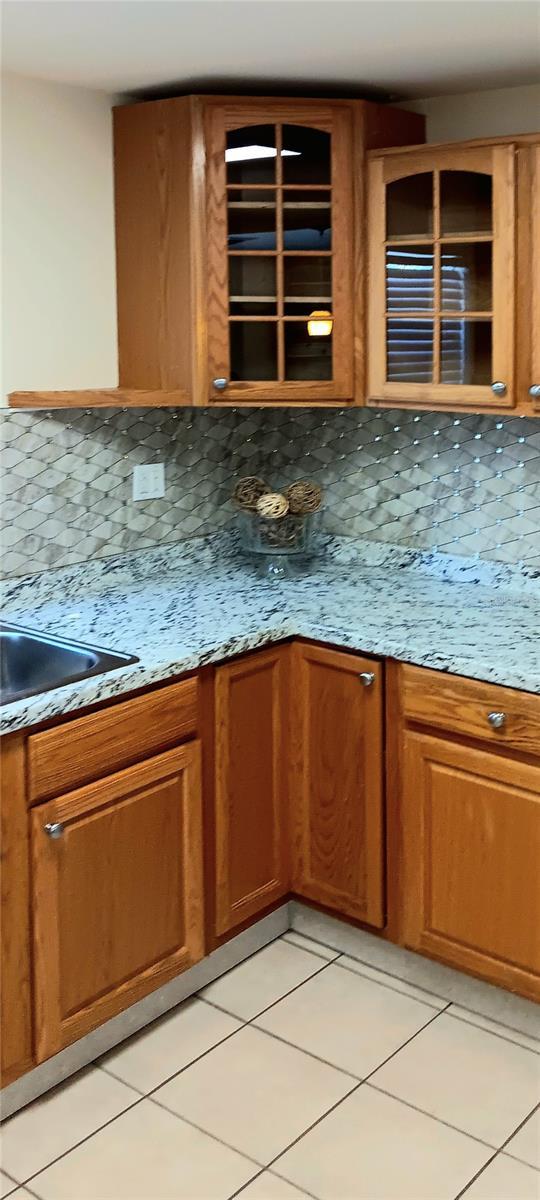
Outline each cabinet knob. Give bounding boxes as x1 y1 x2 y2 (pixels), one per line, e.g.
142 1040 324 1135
44 821 64 839
529 384 540 399
490 381 507 397
212 377 229 391
358 671 376 688
487 711 506 730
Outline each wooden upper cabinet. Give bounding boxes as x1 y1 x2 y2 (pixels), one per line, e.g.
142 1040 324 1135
31 744 204 1061
205 102 354 403
529 144 540 411
367 142 519 411
112 95 424 408
290 643 385 926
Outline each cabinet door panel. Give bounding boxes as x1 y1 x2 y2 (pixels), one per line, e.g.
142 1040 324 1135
206 103 354 403
402 732 540 999
32 745 204 1061
214 647 289 935
291 644 384 926
368 144 516 410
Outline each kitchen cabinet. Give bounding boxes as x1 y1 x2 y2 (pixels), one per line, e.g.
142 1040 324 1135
213 646 290 937
290 643 385 926
1 736 32 1087
31 743 204 1061
110 95 424 408
529 144 540 411
367 134 540 415
399 665 540 1000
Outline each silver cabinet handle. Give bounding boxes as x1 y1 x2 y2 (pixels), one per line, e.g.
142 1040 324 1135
487 711 506 730
212 377 229 391
529 384 540 399
44 821 64 839
358 672 376 687
491 381 507 397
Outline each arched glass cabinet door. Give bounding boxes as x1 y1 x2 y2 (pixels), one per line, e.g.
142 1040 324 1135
367 144 516 409
205 103 354 402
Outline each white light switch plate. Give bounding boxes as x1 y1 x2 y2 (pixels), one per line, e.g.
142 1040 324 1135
132 463 165 501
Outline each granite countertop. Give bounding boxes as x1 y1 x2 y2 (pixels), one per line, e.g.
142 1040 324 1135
2 532 539 734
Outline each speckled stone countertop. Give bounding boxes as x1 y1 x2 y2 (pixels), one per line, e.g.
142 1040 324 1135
2 532 539 733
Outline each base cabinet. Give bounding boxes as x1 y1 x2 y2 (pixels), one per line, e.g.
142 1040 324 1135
214 647 290 936
290 643 385 926
31 744 204 1061
401 730 540 1001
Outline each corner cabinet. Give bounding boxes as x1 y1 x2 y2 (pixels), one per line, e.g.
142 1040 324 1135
290 644 385 926
205 103 354 403
112 95 424 408
367 142 517 410
530 144 540 411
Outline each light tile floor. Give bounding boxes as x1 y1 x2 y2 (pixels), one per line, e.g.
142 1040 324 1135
1 931 539 1200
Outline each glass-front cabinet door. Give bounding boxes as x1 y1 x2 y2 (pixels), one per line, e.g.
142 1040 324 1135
367 145 516 409
205 104 354 402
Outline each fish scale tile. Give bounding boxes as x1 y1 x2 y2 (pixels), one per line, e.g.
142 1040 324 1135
1 406 540 576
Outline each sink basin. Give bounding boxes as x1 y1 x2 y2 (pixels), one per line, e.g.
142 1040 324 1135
1 623 139 704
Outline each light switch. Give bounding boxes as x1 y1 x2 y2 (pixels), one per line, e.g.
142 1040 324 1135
132 463 165 501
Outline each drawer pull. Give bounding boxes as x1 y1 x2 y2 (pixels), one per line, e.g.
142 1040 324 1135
487 711 506 730
358 672 376 688
44 821 64 839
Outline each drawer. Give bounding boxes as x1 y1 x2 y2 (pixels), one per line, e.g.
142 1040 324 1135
28 676 199 803
401 665 540 757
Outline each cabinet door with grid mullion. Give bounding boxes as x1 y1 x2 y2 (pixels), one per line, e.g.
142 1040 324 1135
367 143 516 409
205 103 354 403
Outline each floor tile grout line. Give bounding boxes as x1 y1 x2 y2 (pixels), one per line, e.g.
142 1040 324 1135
333 956 445 1013
245 1023 361 1083
365 1081 499 1152
15 1090 147 1190
444 1007 540 1056
251 1002 453 1186
148 1094 266 1171
289 924 540 1042
99 1008 247 1096
453 1101 540 1199
226 1079 362 1200
281 933 341 963
22 972 449 1191
199 954 333 1026
503 1150 540 1173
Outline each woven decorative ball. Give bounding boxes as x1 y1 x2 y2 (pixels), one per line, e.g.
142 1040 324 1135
286 480 323 515
232 476 269 511
256 492 289 520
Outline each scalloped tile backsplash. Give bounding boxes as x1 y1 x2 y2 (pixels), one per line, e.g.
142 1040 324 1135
1 406 539 577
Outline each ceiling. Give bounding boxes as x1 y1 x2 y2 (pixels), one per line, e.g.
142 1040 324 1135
2 0 540 99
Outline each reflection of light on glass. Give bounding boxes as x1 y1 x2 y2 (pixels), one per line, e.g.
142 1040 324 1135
225 145 301 162
307 310 333 336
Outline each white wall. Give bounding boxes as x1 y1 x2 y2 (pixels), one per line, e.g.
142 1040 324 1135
406 82 540 142
1 73 118 404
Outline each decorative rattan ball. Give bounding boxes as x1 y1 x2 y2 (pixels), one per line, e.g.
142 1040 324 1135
256 492 289 520
232 476 270 511
286 480 323 515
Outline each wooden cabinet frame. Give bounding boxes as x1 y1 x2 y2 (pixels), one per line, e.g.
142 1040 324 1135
205 102 354 404
367 143 516 410
31 744 204 1060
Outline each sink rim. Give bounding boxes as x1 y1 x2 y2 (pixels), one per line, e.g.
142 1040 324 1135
1 621 139 705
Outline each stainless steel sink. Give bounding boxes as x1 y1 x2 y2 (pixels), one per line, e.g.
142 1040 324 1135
1 622 139 704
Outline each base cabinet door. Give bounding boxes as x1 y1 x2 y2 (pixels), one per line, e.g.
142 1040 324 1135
31 744 204 1062
291 643 385 926
214 647 289 936
402 732 540 1000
